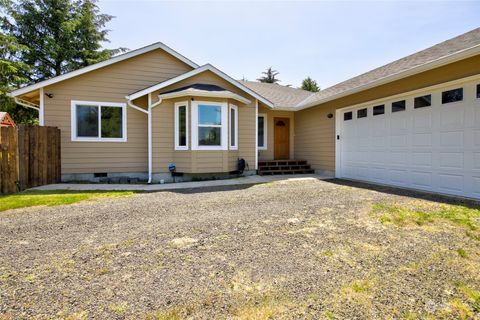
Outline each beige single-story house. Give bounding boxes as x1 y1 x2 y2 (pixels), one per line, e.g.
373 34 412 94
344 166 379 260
9 28 480 199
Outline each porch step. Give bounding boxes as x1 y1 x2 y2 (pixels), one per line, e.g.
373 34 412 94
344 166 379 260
257 160 315 176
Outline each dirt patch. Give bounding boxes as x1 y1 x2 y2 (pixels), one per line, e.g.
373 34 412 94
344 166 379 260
0 179 479 319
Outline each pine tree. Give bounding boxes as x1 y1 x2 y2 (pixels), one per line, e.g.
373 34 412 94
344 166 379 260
257 67 280 84
301 77 320 92
1 0 126 82
0 0 124 123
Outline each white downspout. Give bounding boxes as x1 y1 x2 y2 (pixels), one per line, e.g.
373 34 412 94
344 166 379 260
148 93 153 184
39 88 45 126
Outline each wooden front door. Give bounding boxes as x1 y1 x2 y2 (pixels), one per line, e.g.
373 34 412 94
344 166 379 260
274 117 290 160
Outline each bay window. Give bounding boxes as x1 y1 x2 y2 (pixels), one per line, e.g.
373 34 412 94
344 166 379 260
191 101 228 150
71 101 126 142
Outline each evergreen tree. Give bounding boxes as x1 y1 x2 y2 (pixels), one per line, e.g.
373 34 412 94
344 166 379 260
0 0 124 123
257 67 280 84
1 0 125 82
301 77 320 92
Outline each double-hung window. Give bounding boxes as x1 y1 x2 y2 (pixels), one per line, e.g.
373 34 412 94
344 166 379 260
71 100 126 142
174 101 189 150
191 101 228 150
229 104 238 150
257 113 267 150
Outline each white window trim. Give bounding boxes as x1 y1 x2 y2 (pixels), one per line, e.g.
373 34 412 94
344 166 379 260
71 100 127 142
257 113 267 150
229 104 238 150
191 101 228 150
174 101 189 150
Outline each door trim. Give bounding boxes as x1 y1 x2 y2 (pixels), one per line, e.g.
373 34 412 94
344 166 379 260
274 117 290 160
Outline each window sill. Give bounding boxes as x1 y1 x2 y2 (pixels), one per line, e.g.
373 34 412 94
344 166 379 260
175 146 189 151
72 137 127 142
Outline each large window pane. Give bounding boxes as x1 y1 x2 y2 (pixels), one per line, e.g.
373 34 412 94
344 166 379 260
199 127 221 146
199 105 221 125
101 106 123 138
178 105 187 146
258 116 265 147
76 105 98 137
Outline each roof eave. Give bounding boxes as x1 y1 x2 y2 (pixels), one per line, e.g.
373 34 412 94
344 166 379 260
8 42 199 97
296 43 480 111
158 88 251 104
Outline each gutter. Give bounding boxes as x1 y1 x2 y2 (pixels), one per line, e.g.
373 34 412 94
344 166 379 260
295 43 480 110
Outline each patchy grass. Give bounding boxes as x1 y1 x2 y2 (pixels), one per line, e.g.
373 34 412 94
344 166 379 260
0 190 136 212
371 201 480 232
457 248 468 258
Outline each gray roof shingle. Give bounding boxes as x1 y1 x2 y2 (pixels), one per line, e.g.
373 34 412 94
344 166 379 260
300 27 480 107
240 81 313 108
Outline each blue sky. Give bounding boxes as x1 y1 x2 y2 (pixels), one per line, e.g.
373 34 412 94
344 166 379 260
98 0 480 89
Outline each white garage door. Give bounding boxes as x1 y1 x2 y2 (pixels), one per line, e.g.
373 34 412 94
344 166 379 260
336 78 480 199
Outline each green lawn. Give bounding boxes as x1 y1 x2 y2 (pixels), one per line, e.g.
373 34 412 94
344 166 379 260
0 190 136 212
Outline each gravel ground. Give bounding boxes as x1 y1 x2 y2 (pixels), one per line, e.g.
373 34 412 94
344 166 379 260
0 178 479 319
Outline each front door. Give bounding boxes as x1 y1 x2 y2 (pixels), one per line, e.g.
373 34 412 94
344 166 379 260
274 117 290 160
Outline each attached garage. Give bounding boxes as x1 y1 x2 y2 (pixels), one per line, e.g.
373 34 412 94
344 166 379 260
335 77 480 199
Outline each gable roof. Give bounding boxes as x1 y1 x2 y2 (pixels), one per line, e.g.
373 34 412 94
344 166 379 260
126 64 274 107
8 42 199 97
298 27 480 109
240 81 313 109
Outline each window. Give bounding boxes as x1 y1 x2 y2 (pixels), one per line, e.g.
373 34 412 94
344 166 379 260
414 94 431 109
229 104 238 150
442 88 463 104
258 113 267 150
392 100 406 113
476 84 480 99
357 108 367 118
344 111 352 121
71 101 126 142
191 101 228 150
174 101 188 150
373 105 385 116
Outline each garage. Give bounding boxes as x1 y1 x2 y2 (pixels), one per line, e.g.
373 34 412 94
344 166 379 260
336 77 480 199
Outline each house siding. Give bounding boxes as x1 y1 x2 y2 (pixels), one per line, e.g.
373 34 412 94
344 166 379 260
42 49 193 175
151 71 256 173
294 55 480 173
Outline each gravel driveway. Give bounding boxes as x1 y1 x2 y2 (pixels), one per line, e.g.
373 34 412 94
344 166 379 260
1 178 479 319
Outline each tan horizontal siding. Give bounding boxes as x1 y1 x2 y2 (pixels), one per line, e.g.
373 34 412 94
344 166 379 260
294 55 480 173
43 49 193 175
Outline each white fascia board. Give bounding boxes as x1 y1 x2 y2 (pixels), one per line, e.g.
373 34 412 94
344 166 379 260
159 88 251 104
126 64 275 108
8 42 199 97
296 44 480 110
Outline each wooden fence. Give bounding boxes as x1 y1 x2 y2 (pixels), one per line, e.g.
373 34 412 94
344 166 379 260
0 125 61 193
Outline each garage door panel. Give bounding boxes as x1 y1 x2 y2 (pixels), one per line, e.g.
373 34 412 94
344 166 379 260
412 133 432 147
337 79 479 199
439 152 464 169
389 169 409 185
438 174 464 193
411 171 433 189
412 152 432 167
440 131 463 147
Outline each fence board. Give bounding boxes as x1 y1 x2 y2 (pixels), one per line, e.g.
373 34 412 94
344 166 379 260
0 125 61 193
